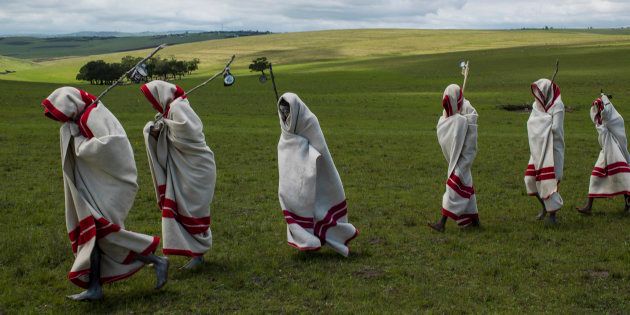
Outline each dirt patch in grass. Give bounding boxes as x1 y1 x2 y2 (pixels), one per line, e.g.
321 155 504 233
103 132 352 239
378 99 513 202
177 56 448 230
498 104 576 112
353 266 384 279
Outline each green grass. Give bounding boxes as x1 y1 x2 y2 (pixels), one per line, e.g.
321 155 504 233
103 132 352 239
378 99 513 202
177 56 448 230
1 30 630 313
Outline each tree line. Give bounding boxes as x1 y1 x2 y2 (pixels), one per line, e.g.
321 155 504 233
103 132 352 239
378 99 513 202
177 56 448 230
76 56 200 85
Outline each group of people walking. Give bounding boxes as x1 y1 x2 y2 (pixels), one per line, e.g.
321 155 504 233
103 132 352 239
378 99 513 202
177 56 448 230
428 78 630 231
42 73 629 301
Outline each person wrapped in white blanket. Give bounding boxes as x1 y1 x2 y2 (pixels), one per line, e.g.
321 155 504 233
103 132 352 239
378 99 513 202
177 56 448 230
42 87 168 301
524 79 565 223
277 93 359 256
141 80 215 269
428 84 479 232
576 94 630 214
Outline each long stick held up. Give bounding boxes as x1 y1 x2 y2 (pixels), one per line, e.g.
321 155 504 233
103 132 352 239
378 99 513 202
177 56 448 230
550 59 559 83
269 63 279 101
461 60 470 93
88 44 167 107
185 55 236 96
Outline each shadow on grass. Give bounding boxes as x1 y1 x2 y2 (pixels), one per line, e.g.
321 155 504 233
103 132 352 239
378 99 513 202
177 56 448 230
290 248 371 262
81 287 180 313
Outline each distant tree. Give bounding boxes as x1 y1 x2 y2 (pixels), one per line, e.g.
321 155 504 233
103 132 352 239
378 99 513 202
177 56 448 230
249 57 270 75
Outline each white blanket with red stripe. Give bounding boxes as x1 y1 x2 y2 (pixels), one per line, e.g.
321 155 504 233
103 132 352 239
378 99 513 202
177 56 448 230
524 79 564 212
588 94 630 197
277 93 358 256
437 84 479 226
141 80 215 257
43 87 159 288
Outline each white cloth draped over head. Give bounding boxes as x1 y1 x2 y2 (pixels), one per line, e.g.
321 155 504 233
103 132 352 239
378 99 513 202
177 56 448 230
436 84 479 226
42 87 159 288
277 92 358 256
587 94 630 197
141 80 215 257
524 78 565 212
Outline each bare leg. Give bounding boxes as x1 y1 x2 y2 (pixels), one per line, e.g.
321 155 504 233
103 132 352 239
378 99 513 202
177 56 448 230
68 246 104 301
547 211 558 224
181 256 204 270
136 254 169 289
625 194 630 212
427 215 447 232
576 197 594 215
535 194 547 220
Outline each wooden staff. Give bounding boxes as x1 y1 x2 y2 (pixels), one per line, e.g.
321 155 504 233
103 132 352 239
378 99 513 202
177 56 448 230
185 55 236 96
461 60 470 93
550 59 559 83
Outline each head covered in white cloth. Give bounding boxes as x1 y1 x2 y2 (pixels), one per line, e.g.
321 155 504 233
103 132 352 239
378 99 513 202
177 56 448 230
277 92 358 256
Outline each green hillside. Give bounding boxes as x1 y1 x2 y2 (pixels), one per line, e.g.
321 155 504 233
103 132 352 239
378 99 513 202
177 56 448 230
0 31 267 60
2 29 630 83
1 29 630 313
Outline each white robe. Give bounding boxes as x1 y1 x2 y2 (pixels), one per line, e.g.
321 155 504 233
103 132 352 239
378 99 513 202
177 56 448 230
587 95 630 197
141 80 215 257
277 93 358 257
42 87 159 288
437 84 479 226
524 79 564 212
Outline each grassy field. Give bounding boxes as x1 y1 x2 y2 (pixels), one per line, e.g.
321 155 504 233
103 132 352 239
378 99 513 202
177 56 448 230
1 30 630 313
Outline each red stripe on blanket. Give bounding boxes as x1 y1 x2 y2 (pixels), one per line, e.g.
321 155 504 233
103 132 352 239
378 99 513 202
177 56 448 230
78 103 97 139
524 164 556 181
589 191 630 198
313 200 349 242
591 162 630 177
283 210 314 229
441 208 479 226
162 209 211 234
287 241 321 252
141 84 164 114
122 236 160 264
446 173 475 199
283 200 355 247
162 248 204 257
42 99 70 122
162 199 211 226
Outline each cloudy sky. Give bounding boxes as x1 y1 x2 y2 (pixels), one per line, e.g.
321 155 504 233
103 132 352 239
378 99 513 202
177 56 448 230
0 0 629 35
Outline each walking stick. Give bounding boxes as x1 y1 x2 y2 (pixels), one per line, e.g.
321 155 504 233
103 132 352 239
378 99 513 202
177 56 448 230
550 59 559 84
185 55 236 96
460 60 470 93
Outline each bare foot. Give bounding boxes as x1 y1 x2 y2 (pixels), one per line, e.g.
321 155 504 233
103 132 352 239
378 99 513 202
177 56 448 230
427 222 445 232
67 288 103 301
536 209 546 220
181 256 204 270
154 256 169 290
576 205 592 215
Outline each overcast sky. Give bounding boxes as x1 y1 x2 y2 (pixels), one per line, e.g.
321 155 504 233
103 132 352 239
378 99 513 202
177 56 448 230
0 0 629 35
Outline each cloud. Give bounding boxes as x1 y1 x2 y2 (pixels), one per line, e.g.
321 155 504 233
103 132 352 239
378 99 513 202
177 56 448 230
0 0 628 35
